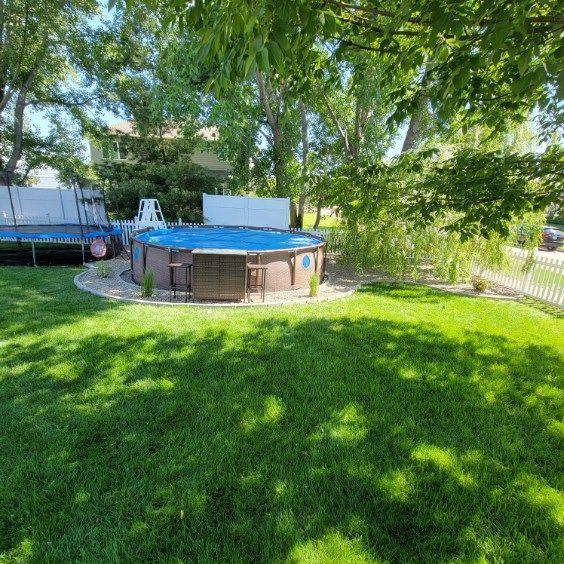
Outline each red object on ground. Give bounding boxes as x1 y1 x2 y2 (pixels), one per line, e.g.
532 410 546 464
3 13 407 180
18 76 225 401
90 238 107 258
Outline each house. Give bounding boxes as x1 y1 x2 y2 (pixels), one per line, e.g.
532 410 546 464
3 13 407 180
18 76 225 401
89 121 232 178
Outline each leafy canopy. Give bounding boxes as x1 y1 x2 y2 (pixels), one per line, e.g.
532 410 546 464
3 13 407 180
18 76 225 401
132 0 563 139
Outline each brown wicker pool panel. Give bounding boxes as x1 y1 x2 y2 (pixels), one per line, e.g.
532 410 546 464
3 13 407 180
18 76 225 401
132 239 193 289
192 250 247 301
246 245 325 292
131 227 326 296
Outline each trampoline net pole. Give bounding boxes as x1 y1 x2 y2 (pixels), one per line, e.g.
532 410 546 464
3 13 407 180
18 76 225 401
31 241 37 267
71 175 87 264
2 170 18 228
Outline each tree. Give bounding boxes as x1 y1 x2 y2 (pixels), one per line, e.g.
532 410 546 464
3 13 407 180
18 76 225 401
0 0 99 183
90 6 222 221
150 0 562 140
0 115 88 185
128 0 563 236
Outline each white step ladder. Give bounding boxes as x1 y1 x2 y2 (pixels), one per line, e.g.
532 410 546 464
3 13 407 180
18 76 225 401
134 199 167 230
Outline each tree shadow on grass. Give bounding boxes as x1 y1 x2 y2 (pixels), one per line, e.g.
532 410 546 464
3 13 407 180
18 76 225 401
0 267 122 338
1 290 562 562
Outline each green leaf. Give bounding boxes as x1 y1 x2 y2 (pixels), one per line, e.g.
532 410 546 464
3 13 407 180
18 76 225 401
268 41 284 68
252 35 263 53
272 30 290 52
490 28 506 50
517 53 529 76
556 71 564 99
244 53 256 78
256 47 270 73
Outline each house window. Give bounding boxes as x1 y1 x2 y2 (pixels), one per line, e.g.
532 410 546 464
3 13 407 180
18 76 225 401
101 141 126 160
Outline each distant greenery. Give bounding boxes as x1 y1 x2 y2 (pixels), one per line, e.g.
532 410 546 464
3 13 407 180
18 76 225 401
0 267 562 561
0 0 100 180
338 218 511 284
100 159 218 222
303 211 341 229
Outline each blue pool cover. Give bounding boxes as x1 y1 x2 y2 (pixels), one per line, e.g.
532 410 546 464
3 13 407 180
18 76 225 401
134 227 323 251
0 224 122 240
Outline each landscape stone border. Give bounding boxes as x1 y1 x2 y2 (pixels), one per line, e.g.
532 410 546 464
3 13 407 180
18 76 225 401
74 257 521 307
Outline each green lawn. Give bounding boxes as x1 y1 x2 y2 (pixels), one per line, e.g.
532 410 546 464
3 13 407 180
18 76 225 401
303 211 341 229
0 267 562 562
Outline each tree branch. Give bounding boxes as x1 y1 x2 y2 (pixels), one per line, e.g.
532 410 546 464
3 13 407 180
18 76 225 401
322 92 351 158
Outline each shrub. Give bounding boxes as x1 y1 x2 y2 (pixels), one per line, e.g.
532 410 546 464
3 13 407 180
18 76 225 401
472 277 489 292
141 270 155 297
99 160 218 221
338 217 509 284
95 261 112 278
309 273 319 297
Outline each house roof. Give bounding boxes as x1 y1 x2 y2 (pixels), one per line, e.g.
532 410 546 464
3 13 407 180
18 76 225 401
108 120 219 141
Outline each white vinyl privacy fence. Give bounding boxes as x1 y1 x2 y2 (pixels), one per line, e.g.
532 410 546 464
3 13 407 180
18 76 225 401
203 194 290 230
471 248 564 307
0 186 107 224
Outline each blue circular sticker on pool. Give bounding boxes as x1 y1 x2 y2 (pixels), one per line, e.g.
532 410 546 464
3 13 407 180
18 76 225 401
133 246 140 261
302 255 311 269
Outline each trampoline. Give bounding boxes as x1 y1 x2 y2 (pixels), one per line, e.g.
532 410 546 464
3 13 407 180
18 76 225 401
1 179 122 266
0 224 122 266
0 224 122 240
131 226 326 295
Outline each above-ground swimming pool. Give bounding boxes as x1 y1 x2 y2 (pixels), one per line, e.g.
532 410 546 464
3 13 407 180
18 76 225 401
131 226 326 296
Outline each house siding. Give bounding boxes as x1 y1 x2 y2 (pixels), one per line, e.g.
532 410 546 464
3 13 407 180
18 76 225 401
191 149 232 175
89 143 232 177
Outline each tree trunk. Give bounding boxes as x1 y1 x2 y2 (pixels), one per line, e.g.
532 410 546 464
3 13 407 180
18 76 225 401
297 100 309 229
401 68 428 153
401 111 423 153
1 64 39 183
290 201 298 228
323 94 353 159
256 70 286 199
20 162 33 185
2 92 26 178
313 198 323 230
272 139 285 198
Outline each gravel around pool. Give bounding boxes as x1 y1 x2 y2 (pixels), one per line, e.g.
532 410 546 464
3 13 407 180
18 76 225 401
74 256 522 306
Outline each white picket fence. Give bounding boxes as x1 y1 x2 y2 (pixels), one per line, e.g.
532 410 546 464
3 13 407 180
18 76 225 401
471 248 564 307
1 212 68 225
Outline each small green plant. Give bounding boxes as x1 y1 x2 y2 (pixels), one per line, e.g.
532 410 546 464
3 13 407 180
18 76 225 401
141 270 155 297
309 272 319 297
472 276 489 292
95 261 112 278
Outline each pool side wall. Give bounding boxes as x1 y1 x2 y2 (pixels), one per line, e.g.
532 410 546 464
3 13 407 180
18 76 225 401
131 238 325 294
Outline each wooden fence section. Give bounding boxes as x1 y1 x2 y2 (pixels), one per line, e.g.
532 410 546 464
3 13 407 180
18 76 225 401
471 248 564 307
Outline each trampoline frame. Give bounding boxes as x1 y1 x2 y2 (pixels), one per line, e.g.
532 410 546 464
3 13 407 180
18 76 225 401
0 224 122 266
1 170 121 266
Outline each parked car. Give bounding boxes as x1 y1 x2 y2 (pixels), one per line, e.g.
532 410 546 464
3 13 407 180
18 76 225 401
539 226 564 251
